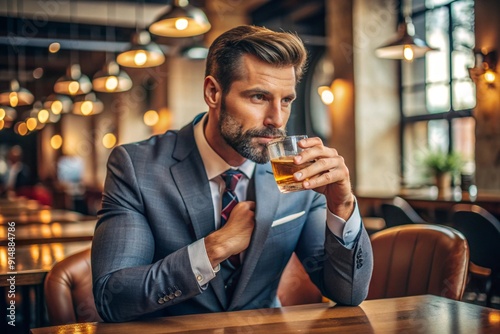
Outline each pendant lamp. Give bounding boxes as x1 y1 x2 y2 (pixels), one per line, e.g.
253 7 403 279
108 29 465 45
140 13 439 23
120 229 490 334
149 0 211 38
73 93 104 116
54 63 92 96
93 1 133 92
375 0 435 61
54 1 92 95
1 0 34 107
117 30 165 68
0 79 35 107
44 93 73 115
93 61 133 92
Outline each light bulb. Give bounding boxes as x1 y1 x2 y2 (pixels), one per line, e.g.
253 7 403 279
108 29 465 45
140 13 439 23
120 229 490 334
175 18 189 31
38 109 50 123
9 92 18 107
403 45 414 61
51 100 63 114
68 81 80 95
134 51 148 66
81 101 94 115
105 76 119 91
484 69 496 84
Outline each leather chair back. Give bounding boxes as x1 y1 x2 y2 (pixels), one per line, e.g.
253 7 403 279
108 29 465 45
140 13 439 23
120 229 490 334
367 224 469 301
44 248 102 325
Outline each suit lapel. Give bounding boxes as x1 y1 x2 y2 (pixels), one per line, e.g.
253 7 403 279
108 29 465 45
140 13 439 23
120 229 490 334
229 163 281 310
169 121 227 308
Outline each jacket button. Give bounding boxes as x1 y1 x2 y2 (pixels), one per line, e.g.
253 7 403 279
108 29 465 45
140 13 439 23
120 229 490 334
158 298 165 304
163 295 170 302
175 290 182 297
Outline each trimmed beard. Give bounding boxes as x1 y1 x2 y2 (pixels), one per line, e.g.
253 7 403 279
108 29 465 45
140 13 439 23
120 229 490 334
218 97 286 164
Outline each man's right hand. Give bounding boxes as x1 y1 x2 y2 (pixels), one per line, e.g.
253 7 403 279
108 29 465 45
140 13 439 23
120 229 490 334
205 201 256 268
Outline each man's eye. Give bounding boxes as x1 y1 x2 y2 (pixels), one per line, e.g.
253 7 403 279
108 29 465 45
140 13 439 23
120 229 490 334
251 94 265 102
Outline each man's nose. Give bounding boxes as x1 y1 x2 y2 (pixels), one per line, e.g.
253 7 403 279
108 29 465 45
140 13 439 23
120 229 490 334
263 101 284 129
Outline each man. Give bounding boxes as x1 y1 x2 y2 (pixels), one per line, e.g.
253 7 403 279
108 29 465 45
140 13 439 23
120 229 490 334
92 25 373 323
0 145 31 196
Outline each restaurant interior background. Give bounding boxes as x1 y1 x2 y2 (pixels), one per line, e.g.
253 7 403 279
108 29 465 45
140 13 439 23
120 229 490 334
1 0 500 332
0 0 499 212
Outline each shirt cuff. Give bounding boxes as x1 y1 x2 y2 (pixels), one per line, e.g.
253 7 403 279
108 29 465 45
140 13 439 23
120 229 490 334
326 197 362 249
187 238 220 287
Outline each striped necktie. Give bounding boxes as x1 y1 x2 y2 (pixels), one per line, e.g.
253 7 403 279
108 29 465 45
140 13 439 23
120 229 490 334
220 169 243 226
220 169 243 268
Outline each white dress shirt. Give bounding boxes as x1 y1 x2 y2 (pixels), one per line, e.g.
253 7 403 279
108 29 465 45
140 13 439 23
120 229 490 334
187 113 361 287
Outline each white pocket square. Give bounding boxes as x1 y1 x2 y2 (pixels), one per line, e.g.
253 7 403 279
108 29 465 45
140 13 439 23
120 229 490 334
272 211 306 227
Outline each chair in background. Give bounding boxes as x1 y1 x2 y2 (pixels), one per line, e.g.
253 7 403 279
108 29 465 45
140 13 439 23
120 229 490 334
381 196 427 228
367 224 469 301
451 204 500 306
44 248 102 325
277 253 324 306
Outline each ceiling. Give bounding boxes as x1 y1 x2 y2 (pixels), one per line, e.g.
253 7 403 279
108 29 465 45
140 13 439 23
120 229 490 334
0 0 326 90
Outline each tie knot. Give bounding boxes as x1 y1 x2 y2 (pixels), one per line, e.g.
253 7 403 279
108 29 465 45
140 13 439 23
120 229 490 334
221 169 243 192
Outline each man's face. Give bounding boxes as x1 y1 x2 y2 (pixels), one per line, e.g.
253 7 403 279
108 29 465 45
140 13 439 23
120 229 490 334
217 54 297 164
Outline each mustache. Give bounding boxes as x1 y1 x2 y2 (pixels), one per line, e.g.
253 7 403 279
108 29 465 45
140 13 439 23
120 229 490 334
246 128 286 138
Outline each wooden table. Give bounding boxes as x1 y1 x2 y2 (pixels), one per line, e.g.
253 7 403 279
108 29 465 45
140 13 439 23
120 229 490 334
0 219 96 246
0 209 96 225
30 295 500 333
0 241 92 286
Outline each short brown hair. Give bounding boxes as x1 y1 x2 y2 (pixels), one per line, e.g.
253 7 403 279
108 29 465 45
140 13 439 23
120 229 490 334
205 25 307 94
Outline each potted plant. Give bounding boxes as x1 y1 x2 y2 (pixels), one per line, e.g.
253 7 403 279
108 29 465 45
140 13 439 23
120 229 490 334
422 150 464 197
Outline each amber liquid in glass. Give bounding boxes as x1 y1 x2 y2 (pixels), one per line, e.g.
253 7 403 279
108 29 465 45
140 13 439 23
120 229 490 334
270 157 314 193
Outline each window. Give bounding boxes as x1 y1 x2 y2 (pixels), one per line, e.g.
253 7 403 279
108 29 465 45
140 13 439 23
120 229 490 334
401 0 475 186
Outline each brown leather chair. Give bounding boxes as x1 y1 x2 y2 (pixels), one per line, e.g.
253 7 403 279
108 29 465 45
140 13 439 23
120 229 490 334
44 248 102 325
367 224 469 301
277 253 324 306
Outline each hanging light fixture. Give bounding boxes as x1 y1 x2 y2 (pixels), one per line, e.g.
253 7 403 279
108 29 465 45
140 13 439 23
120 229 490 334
73 93 104 116
375 0 435 62
54 1 92 95
54 63 92 96
93 60 133 92
117 31 165 68
93 1 133 92
0 79 35 107
44 93 73 114
0 0 34 108
149 0 211 38
117 0 165 68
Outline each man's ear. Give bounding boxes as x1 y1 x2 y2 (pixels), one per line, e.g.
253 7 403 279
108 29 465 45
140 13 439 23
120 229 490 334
203 76 221 108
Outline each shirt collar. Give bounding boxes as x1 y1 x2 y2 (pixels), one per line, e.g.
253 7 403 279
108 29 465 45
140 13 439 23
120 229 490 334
194 113 255 180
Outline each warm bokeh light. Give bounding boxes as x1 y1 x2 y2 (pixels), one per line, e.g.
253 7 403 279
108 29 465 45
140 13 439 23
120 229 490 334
318 86 335 105
0 108 5 120
9 92 18 107
144 109 160 126
484 69 496 84
102 133 117 149
134 51 148 66
50 134 63 150
16 122 28 135
105 76 119 91
38 109 50 123
175 18 189 31
26 117 37 131
0 120 4 130
51 100 63 114
68 81 80 95
49 42 61 53
403 45 414 61
80 101 94 115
